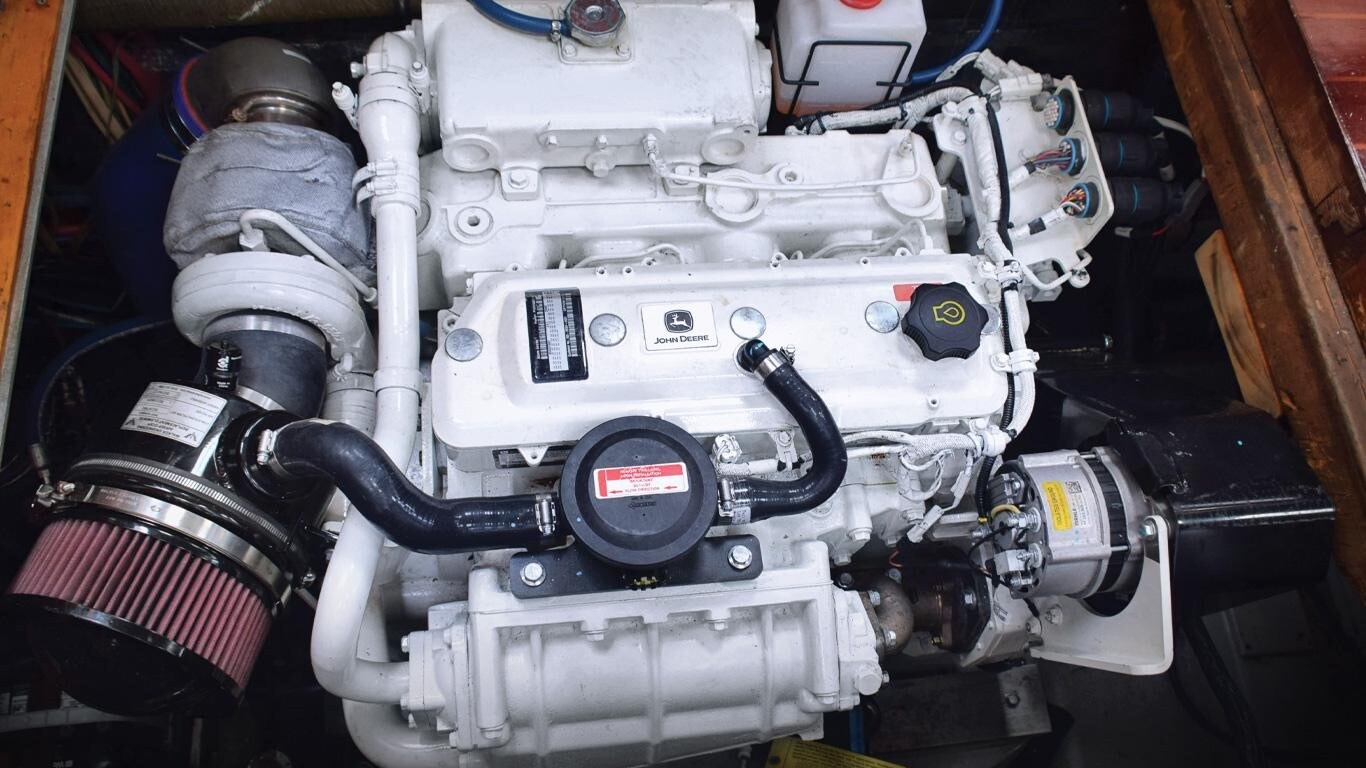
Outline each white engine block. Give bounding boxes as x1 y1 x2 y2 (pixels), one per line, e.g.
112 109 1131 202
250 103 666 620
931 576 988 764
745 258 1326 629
330 2 1115 766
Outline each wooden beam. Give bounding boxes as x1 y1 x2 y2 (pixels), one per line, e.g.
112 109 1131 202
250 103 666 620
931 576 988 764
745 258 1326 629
1193 231 1281 418
1148 0 1366 592
0 0 72 444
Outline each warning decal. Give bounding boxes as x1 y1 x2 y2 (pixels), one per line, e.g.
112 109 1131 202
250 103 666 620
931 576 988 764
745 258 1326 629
120 382 227 447
593 462 690 500
1042 480 1074 531
1042 479 1095 534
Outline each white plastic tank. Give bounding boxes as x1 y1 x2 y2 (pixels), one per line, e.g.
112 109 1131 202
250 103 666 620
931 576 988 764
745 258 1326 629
773 0 928 116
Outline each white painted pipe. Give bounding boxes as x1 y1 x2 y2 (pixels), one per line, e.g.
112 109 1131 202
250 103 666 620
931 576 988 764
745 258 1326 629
343 700 451 768
311 29 424 704
1003 288 1036 436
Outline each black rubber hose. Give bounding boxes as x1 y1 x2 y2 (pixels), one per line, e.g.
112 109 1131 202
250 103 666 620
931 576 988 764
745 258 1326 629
201 327 327 417
734 340 847 520
267 420 564 554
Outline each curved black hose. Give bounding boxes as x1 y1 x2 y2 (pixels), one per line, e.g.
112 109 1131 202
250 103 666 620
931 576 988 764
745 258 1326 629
734 340 847 520
268 420 564 554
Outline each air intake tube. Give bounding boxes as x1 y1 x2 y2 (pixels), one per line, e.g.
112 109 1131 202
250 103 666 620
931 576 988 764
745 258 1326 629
732 340 848 521
257 419 565 554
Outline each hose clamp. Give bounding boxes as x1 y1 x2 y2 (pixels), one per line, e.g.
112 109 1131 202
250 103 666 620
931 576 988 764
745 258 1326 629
67 483 289 602
718 479 752 526
990 349 1040 375
534 494 558 538
755 351 788 379
996 260 1026 288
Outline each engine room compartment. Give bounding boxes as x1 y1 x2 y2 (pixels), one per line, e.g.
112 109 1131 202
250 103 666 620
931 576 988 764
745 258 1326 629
0 1 1361 767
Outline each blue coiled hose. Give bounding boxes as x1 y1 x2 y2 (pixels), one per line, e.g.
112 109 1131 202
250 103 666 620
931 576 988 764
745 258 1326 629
909 0 1006 85
468 0 559 37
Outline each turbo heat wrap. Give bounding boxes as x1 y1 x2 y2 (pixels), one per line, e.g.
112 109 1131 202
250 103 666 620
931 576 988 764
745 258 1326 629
163 122 373 283
270 420 564 553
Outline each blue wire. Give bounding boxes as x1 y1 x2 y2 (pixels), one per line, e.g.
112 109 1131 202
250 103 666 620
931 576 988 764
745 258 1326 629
908 0 1006 85
26 316 173 446
849 705 866 753
468 0 559 36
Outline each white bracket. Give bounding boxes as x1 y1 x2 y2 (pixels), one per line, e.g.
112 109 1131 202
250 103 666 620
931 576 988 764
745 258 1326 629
1031 515 1174 675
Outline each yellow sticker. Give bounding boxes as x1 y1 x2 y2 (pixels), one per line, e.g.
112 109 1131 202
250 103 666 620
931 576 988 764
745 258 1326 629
1042 480 1073 531
768 738 903 768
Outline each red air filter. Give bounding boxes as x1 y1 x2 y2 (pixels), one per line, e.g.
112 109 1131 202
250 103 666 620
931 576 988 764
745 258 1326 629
8 516 276 715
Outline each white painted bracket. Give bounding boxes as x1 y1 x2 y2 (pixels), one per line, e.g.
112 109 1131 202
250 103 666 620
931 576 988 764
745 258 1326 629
1031 515 1174 675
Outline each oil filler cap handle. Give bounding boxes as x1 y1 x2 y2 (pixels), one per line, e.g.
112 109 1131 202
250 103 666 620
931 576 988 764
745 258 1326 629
900 282 989 361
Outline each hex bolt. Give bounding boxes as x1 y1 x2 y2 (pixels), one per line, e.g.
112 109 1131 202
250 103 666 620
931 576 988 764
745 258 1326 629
883 628 898 647
520 561 546 587
867 590 883 607
855 665 883 696
1141 519 1159 540
1004 690 1021 708
727 544 753 570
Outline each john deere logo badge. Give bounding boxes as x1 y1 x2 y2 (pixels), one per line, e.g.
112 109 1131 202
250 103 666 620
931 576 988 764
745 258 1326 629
642 301 717 351
665 310 694 333
931 300 966 326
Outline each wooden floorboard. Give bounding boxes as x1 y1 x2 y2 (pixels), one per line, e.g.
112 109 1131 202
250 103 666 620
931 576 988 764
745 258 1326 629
1292 0 1366 169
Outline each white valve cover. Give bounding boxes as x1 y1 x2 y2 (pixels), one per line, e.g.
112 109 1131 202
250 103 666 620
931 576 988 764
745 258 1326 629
432 256 1006 452
423 0 771 175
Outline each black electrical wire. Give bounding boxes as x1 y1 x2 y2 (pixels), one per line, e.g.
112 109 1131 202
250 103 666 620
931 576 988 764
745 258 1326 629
977 102 1017 518
1170 613 1338 765
1181 607 1269 768
1168 650 1333 765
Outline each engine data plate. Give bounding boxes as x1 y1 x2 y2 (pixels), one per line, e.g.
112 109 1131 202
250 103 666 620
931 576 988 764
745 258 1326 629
525 288 588 383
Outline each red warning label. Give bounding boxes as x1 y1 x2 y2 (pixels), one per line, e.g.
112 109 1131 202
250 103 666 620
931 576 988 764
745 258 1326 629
593 462 690 500
893 283 920 302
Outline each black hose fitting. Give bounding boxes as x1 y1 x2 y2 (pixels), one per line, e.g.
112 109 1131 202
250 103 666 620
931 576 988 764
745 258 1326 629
733 341 848 520
264 420 564 554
